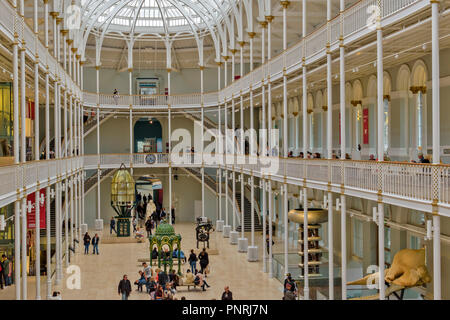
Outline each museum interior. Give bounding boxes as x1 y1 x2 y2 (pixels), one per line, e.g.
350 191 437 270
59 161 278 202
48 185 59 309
0 0 449 301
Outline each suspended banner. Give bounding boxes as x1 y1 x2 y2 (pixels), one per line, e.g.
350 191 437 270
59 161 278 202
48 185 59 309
363 108 369 145
26 188 46 229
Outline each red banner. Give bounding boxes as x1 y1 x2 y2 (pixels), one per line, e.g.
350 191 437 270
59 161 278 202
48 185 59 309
26 189 46 229
363 108 369 145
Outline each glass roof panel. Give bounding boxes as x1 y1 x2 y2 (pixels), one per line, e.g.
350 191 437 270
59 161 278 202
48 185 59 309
81 0 235 35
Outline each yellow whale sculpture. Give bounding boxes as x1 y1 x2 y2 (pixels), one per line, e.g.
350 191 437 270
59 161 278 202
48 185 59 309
347 248 431 299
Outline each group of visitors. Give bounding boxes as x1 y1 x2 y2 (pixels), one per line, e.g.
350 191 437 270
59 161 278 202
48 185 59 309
188 248 209 275
0 254 11 289
282 273 298 300
151 247 186 263
83 232 100 255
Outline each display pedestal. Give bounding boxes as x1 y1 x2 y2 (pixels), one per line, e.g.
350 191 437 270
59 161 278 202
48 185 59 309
238 237 248 253
80 223 88 235
216 220 224 232
94 219 103 231
223 225 231 238
230 231 239 245
247 246 258 262
117 217 131 237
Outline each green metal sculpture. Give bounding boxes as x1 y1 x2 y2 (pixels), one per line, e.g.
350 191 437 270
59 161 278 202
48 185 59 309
149 221 182 275
110 164 135 237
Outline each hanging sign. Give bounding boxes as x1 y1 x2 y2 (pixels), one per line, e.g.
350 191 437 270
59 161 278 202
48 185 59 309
363 108 369 145
26 189 46 229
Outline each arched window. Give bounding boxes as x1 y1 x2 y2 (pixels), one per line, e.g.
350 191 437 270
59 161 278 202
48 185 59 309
411 60 428 156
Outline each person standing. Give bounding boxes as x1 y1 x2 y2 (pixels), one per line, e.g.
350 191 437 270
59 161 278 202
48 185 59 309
1 255 11 286
110 217 116 235
83 232 91 254
118 274 132 300
132 217 137 233
198 248 209 276
91 233 100 255
221 286 233 300
171 206 175 224
145 217 153 237
188 249 197 273
160 208 167 221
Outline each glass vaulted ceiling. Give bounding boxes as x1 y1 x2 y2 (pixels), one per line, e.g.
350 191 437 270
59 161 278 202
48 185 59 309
81 0 235 37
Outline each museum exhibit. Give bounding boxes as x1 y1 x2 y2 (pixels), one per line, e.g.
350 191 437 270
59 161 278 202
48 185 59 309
0 0 449 302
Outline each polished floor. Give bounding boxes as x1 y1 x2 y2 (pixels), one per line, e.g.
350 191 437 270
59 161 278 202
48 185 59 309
0 223 284 300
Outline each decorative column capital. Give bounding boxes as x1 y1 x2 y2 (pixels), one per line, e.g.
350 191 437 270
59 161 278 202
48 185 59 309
248 32 256 39
265 15 275 23
280 1 291 9
259 21 268 28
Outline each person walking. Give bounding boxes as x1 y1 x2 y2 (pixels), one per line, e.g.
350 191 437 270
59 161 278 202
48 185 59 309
171 206 175 224
132 217 137 234
110 217 116 235
188 249 197 274
221 286 233 300
92 233 100 255
118 274 132 300
198 248 209 277
83 232 91 254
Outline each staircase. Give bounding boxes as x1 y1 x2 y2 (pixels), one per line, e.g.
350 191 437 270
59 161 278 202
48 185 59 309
236 192 263 232
84 168 115 194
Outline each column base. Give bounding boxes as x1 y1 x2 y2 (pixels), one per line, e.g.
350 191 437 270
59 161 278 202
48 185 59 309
229 231 239 245
80 223 88 235
238 237 248 252
216 220 224 232
247 246 258 262
223 225 231 238
94 219 103 231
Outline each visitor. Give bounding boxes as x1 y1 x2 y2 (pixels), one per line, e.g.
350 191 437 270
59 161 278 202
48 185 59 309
48 291 62 300
169 269 179 289
143 262 152 279
110 217 116 235
132 217 137 233
418 153 430 163
198 248 209 277
134 270 147 292
283 273 297 295
1 254 11 287
158 269 168 290
188 249 197 273
136 192 142 204
195 270 210 291
118 275 132 300
266 233 274 254
0 260 3 289
221 286 233 300
151 247 158 260
185 269 194 285
172 248 186 263
113 89 119 105
151 210 159 228
160 207 167 220
369 154 376 161
83 232 91 254
143 194 147 205
145 217 153 237
154 285 164 300
171 206 175 224
91 233 100 255
146 276 157 294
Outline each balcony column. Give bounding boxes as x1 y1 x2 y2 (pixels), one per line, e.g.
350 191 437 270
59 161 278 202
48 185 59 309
62 29 67 71
266 15 274 154
56 17 62 63
431 0 441 300
69 93 74 249
262 178 267 272
33 0 41 298
217 62 224 232
77 171 82 246
230 94 238 245
223 100 231 238
168 69 172 225
237 43 247 254
223 56 229 87
260 21 267 156
128 67 133 176
325 0 334 300
268 179 273 278
50 10 57 57
200 65 205 218
80 102 86 236
68 39 72 78
44 64 51 299
64 179 69 267
95 63 102 230
339 0 347 301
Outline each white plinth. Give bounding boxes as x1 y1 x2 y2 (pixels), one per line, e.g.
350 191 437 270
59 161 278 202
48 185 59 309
216 220 224 232
247 246 259 262
80 223 88 235
238 237 248 252
223 225 231 238
230 231 239 245
94 219 104 231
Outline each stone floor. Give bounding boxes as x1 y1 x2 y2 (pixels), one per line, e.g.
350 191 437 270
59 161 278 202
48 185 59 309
0 223 284 300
